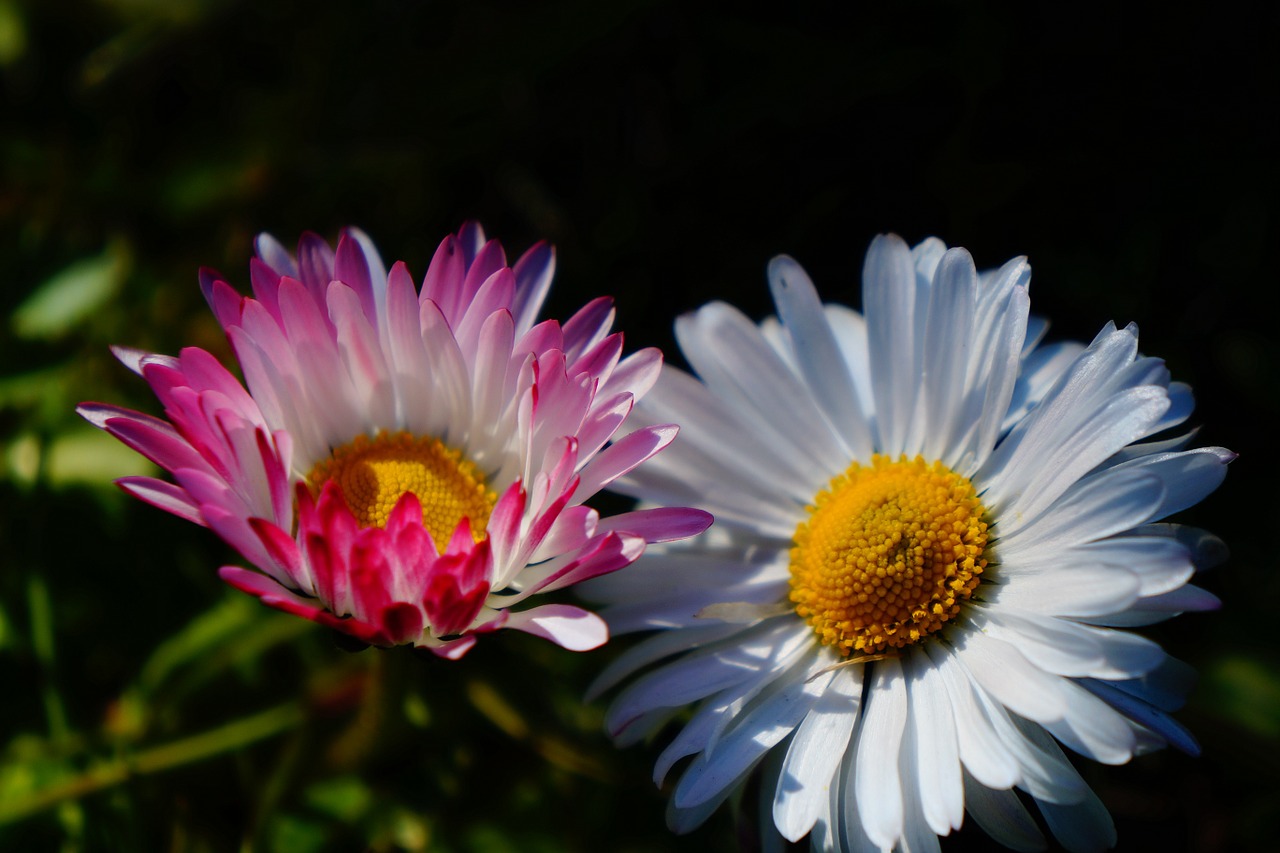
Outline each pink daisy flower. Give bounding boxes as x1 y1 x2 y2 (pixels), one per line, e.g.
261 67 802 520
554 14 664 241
80 223 710 659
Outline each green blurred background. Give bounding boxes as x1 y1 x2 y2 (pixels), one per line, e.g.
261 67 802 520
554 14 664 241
1 1 1276 850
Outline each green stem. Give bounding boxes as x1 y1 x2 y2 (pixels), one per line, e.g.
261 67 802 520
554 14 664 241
27 571 69 743
0 702 305 825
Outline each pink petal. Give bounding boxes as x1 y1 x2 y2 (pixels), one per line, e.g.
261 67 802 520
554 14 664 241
296 231 336 301
220 565 385 645
422 234 465 319
333 231 376 322
423 538 492 636
486 482 527 558
248 257 286 322
380 602 425 645
510 241 554 336
200 272 244 329
249 517 304 580
519 531 644 597
596 506 714 543
255 232 297 279
573 424 679 501
504 604 609 651
116 476 204 525
562 297 615 362
426 634 477 660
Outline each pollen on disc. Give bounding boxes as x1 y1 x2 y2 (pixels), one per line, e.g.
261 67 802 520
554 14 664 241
788 454 989 656
308 432 496 545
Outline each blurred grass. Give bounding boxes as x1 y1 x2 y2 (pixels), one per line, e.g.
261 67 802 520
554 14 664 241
1 0 1277 851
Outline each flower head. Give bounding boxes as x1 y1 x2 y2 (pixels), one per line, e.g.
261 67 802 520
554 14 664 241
585 235 1230 850
81 223 710 658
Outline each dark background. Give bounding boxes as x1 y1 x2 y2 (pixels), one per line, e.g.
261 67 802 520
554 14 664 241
1 1 1275 850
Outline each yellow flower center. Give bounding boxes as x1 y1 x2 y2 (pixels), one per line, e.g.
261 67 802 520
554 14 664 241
306 431 496 544
789 454 988 656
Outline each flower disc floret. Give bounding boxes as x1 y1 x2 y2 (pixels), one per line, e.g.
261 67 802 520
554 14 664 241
790 454 988 655
307 431 496 543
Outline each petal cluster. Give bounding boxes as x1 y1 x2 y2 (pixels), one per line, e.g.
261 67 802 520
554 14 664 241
82 223 710 657
585 235 1229 851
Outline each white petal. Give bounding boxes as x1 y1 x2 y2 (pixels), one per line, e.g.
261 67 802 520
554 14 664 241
767 255 874 461
1036 784 1116 853
675 301 847 478
1041 678 1137 765
773 664 864 841
995 464 1165 559
863 233 922 456
853 657 908 850
903 648 964 835
675 661 828 808
962 772 1047 852
986 563 1142 619
924 643 1019 790
952 627 1066 723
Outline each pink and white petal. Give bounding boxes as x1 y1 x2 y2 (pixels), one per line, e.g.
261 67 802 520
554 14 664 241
510 241 555 338
220 565 385 645
466 309 517 459
503 603 608 651
326 282 395 427
574 392 634 463
573 423 679 502
561 296 616 362
419 300 474 441
116 476 204 525
200 271 245 329
424 633 478 659
514 532 644 600
596 506 714 544
111 345 177 376
526 504 598 565
332 231 377 324
421 233 467 318
293 231 335 295
598 346 663 403
79 405 208 474
453 269 515 360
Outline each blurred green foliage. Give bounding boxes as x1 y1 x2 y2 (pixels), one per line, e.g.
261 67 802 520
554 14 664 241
1 0 1277 851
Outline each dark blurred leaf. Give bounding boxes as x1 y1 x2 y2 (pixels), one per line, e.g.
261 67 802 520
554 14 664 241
11 242 129 341
1205 656 1280 739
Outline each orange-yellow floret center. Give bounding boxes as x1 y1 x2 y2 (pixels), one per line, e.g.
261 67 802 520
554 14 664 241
789 454 988 656
307 431 496 544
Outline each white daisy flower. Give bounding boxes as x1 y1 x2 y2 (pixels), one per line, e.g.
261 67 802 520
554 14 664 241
584 235 1230 851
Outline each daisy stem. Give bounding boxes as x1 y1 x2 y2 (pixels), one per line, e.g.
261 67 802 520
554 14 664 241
26 434 70 746
27 572 69 744
0 701 305 826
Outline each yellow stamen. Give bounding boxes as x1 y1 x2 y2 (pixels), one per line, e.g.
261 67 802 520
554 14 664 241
307 431 496 544
789 454 989 656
